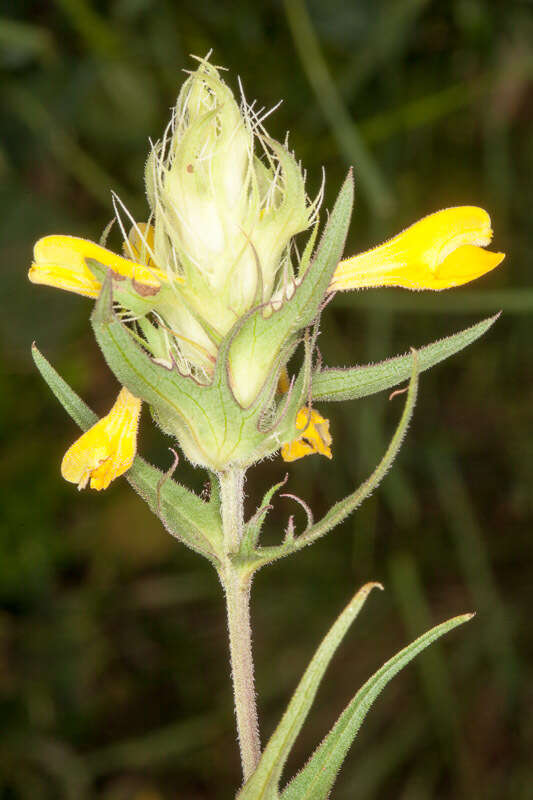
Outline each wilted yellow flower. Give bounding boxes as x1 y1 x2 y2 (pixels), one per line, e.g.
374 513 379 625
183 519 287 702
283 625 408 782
330 206 504 292
61 388 141 490
281 408 332 462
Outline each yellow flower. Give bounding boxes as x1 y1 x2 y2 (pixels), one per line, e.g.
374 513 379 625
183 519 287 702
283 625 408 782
29 232 168 299
281 408 332 463
330 206 505 292
61 388 142 490
282 206 504 464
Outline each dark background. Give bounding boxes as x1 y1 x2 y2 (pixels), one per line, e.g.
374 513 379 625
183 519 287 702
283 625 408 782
1 1 532 798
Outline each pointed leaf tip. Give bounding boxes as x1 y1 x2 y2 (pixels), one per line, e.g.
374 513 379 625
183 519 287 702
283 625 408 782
281 612 472 800
238 582 381 799
312 314 498 403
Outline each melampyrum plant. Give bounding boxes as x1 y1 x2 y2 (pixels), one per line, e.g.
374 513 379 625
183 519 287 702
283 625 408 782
29 56 505 797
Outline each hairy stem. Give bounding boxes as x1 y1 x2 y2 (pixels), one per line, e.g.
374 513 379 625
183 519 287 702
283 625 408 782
219 467 261 781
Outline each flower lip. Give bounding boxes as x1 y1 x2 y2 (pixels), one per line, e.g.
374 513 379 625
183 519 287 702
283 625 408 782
29 234 170 299
61 388 142 490
330 206 505 292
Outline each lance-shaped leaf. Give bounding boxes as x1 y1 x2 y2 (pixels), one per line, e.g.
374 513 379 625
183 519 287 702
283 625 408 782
238 583 382 800
241 351 418 573
311 313 498 402
31 345 223 562
281 613 473 800
228 170 354 408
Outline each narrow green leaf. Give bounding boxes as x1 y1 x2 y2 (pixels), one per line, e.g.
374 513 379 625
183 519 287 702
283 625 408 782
284 0 394 218
281 613 473 800
311 314 499 402
250 350 418 570
31 344 223 562
238 583 383 800
32 342 98 429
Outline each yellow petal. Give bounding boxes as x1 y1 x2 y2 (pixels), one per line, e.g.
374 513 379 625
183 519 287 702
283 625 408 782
61 388 141 490
281 408 333 463
330 206 505 292
29 235 169 298
28 261 102 298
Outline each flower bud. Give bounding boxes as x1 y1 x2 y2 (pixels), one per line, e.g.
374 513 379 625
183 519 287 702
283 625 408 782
145 57 320 392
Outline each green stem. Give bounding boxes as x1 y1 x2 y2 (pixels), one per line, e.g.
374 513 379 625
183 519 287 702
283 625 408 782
219 467 261 782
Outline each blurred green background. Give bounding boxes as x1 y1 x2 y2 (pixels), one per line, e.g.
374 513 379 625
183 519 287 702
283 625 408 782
1 0 532 798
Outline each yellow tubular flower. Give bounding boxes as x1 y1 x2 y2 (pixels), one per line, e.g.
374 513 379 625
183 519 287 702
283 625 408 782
330 206 505 292
281 408 333 463
29 233 169 299
61 388 142 490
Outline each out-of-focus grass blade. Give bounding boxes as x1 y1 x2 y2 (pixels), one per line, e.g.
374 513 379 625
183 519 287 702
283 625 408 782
354 311 420 532
336 714 425 799
8 737 90 800
54 0 122 56
339 0 432 101
283 0 394 218
388 554 462 746
332 289 532 314
359 80 483 145
0 18 55 64
397 760 440 800
85 715 221 775
4 82 132 210
429 446 521 700
388 553 481 798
